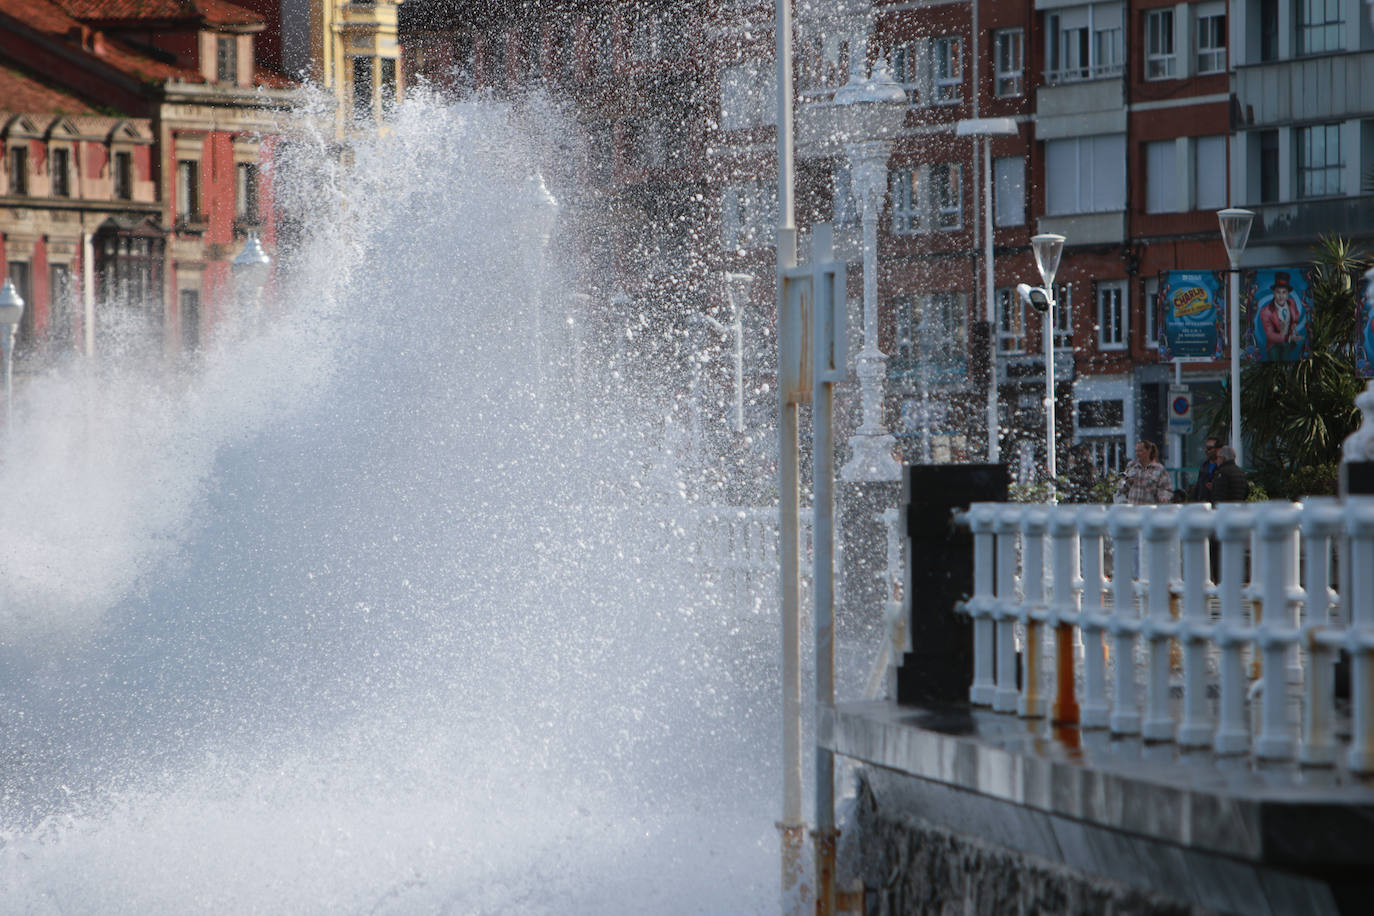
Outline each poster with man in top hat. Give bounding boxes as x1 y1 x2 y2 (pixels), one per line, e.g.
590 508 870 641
1243 268 1312 362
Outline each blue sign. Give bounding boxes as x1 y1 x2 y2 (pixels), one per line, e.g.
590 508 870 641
1356 275 1374 379
1159 271 1225 361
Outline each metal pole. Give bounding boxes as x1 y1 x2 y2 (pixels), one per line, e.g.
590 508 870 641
1045 301 1057 500
811 226 837 916
1229 263 1243 466
1 328 13 427
984 138 998 462
774 1 804 912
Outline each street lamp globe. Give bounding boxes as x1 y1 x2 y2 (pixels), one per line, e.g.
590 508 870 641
0 277 24 329
1031 233 1066 288
1217 208 1255 267
232 231 272 296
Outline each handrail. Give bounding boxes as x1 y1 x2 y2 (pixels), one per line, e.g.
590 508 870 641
959 497 1374 771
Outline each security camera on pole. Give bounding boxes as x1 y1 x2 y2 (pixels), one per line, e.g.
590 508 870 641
1016 233 1066 501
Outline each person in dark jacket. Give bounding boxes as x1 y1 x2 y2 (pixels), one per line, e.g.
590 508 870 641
1211 446 1249 502
1192 437 1222 502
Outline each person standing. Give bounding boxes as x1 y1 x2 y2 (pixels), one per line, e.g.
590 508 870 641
1192 437 1221 503
1211 445 1249 502
1116 440 1173 505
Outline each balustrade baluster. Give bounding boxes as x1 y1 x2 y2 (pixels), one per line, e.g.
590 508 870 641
1300 498 1343 766
1177 504 1214 747
968 505 997 705
1078 506 1110 729
993 506 1021 713
1254 503 1300 761
1143 506 1180 741
1214 504 1253 755
1050 509 1081 724
1019 507 1049 718
1107 506 1143 735
1346 498 1374 773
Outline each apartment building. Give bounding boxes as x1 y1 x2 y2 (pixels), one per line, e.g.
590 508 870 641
0 0 294 357
397 0 1374 477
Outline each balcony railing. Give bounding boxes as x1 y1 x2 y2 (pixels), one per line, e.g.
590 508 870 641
959 499 1374 770
1041 62 1124 86
1246 195 1374 245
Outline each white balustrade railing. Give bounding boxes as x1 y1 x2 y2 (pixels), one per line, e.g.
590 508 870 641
960 498 1374 772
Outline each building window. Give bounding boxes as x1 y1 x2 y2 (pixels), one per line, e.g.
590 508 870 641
720 183 776 250
1054 283 1073 350
997 286 1026 354
1145 9 1177 79
1195 135 1227 211
1297 123 1343 198
8 146 27 195
1097 281 1127 350
1297 0 1344 55
1046 4 1123 84
892 168 919 235
1145 140 1178 213
894 292 968 385
7 261 31 342
993 156 1025 227
1144 275 1161 349
352 57 374 119
380 58 397 108
931 36 962 105
932 162 962 230
720 61 776 131
49 263 74 349
1260 0 1280 61
1196 13 1226 73
113 150 132 200
236 162 259 223
181 289 201 350
1046 134 1126 215
832 163 860 227
993 29 1024 97
1259 129 1280 202
889 43 918 100
216 36 237 84
1085 436 1129 475
176 160 200 222
51 147 70 197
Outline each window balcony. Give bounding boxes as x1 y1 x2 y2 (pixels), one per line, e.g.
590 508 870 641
1245 194 1374 245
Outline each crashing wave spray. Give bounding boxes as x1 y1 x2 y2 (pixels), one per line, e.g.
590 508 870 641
0 93 787 913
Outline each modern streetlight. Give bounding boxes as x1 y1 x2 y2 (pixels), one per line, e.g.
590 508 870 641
0 277 24 428
956 116 1019 464
231 231 272 334
1217 208 1254 466
1021 233 1065 496
809 55 907 481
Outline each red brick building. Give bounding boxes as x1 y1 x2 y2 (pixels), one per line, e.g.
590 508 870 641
0 0 294 359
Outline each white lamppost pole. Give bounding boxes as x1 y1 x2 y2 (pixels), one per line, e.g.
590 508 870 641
956 118 1019 464
231 231 272 334
825 57 906 481
1217 208 1254 466
0 278 24 429
1030 233 1065 494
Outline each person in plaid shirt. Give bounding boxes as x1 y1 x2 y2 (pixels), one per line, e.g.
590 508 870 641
1115 440 1173 505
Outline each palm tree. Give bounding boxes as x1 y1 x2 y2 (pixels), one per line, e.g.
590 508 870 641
1201 236 1370 497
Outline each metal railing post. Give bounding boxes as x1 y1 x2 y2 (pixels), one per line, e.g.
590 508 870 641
968 505 998 705
1345 498 1374 773
1018 507 1049 718
1301 497 1343 766
1142 505 1180 741
1049 508 1080 724
1255 503 1301 761
993 506 1021 713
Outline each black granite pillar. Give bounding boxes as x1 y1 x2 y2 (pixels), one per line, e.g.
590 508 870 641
896 464 1009 706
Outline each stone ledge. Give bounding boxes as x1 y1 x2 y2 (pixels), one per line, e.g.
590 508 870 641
826 700 1374 868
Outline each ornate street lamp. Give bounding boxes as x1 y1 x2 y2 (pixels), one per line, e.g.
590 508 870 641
0 277 25 428
1217 208 1254 465
809 55 908 481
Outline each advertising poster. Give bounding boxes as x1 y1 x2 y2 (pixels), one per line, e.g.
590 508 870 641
1357 273 1374 379
1159 270 1225 361
1242 267 1313 362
